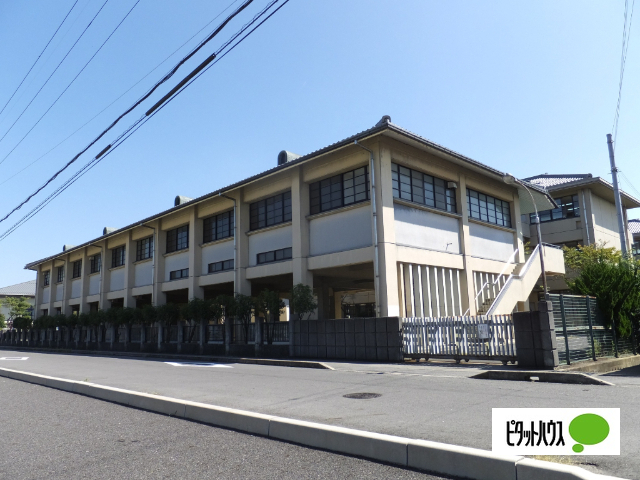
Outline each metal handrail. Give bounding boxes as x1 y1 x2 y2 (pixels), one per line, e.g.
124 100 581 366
463 248 519 316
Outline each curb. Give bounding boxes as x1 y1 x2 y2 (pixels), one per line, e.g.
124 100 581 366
556 355 640 374
471 370 613 386
0 367 626 480
0 346 331 370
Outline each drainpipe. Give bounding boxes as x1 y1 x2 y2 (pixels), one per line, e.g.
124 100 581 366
139 224 157 305
354 140 380 318
219 193 238 296
581 191 591 245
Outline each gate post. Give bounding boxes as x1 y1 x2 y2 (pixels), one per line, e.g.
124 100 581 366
559 295 570 365
586 297 597 361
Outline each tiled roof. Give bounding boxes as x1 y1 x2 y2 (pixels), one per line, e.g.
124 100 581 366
0 279 36 297
629 219 640 234
523 174 593 188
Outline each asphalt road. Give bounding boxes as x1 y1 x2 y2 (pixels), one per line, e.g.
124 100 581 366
1 350 638 479
0 377 447 480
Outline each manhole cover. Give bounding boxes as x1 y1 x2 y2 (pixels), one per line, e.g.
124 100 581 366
343 393 381 399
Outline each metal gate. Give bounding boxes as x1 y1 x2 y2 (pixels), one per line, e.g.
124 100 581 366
402 315 516 363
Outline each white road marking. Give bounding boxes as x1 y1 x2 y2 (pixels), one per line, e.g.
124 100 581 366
0 357 29 360
164 362 232 368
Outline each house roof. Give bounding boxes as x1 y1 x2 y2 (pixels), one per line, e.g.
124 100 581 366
523 173 640 210
524 174 593 188
629 219 640 235
25 116 556 270
0 280 36 297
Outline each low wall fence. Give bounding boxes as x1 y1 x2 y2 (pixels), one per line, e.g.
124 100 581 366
402 315 517 364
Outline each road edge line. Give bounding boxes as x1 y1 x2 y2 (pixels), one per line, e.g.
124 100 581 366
0 367 626 480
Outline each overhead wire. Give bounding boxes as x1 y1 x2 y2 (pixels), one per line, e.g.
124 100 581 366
612 0 636 148
0 0 79 119
0 0 260 226
0 0 242 187
0 0 291 241
0 0 142 167
0 0 112 151
619 171 640 200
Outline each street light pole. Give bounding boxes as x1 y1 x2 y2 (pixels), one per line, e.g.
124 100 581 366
503 174 549 299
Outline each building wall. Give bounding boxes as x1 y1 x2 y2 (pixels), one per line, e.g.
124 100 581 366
248 225 292 267
591 193 624 249
393 203 460 254
468 221 514 262
201 239 234 273
134 261 153 287
309 205 371 256
110 268 125 291
164 251 189 282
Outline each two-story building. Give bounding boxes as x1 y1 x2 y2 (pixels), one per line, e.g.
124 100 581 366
25 116 564 319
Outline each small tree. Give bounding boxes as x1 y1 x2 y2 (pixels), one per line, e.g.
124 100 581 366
1 297 31 322
141 304 157 325
0 313 6 329
291 283 317 321
13 316 32 330
255 289 284 323
216 295 236 324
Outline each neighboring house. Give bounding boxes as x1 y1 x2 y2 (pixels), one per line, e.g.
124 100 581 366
25 116 564 319
0 280 36 328
521 174 640 293
630 219 640 258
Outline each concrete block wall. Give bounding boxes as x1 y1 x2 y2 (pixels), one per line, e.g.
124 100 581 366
292 317 403 362
513 301 559 369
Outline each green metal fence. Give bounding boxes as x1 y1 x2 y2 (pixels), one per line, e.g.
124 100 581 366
550 294 638 365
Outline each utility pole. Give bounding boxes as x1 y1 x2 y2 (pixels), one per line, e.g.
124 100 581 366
607 134 628 256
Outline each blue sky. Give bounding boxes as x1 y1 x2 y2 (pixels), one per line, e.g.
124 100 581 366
0 0 638 287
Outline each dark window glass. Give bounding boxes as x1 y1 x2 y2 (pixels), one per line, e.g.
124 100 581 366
90 254 102 274
43 271 50 286
310 167 370 215
466 189 512 227
56 267 64 283
166 225 189 253
391 163 457 213
257 247 292 265
169 268 189 280
72 260 82 279
203 211 234 243
111 246 126 268
250 192 291 231
530 195 580 224
208 259 234 274
136 236 154 261
632 242 640 257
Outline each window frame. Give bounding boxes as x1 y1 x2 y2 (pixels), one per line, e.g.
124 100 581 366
466 188 512 228
169 268 189 280
208 259 234 274
90 254 102 274
111 245 126 268
531 195 580 224
632 241 640 257
391 163 457 213
249 191 292 231
257 247 293 265
166 225 189 254
136 236 154 262
309 166 370 215
72 260 82 279
56 266 65 284
203 210 234 244
43 270 50 287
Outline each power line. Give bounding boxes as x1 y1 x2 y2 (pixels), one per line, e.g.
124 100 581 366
0 0 259 225
619 171 640 200
0 0 291 242
612 0 636 147
0 0 242 187
0 0 141 168
0 0 111 152
0 0 79 119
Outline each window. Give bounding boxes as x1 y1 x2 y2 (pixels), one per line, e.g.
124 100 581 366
257 247 292 265
632 241 640 257
56 266 64 283
166 225 189 253
391 163 457 213
250 192 292 230
111 246 126 268
531 195 580 224
467 189 512 227
72 260 82 279
43 270 50 287
203 211 234 243
208 259 234 274
310 167 369 215
169 268 189 280
136 236 154 261
90 254 101 274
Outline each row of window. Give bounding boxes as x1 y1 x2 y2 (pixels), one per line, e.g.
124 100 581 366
257 247 292 265
250 191 292 231
530 195 580 224
392 163 457 213
169 268 189 280
467 189 512 228
310 166 370 215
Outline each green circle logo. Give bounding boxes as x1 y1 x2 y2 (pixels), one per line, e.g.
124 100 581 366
569 414 610 453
